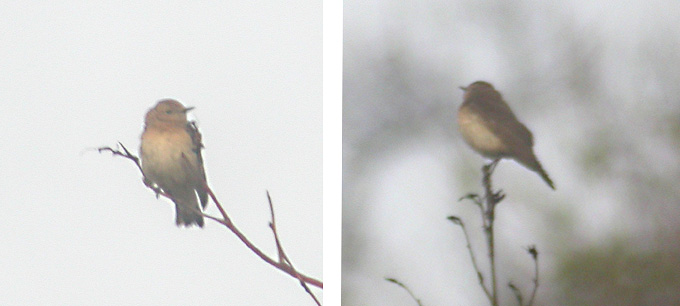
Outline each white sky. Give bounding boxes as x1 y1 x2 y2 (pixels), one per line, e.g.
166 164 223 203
0 2 323 305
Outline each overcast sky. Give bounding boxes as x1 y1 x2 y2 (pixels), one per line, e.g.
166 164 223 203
0 2 322 305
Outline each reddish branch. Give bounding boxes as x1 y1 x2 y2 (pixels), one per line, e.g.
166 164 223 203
98 142 322 304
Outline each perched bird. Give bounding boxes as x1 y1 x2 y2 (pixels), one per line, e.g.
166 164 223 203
140 99 209 227
457 81 555 189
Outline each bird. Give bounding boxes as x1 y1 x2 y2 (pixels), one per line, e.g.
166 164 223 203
457 81 555 190
140 99 209 227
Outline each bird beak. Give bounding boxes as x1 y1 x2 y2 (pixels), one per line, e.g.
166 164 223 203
183 107 195 113
459 86 467 91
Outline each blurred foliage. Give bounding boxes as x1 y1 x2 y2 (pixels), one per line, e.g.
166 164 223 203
343 1 680 304
555 237 680 305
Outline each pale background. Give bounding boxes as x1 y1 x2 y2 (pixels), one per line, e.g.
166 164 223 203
0 2 321 305
344 1 680 305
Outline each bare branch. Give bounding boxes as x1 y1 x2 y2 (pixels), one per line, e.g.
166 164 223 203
98 142 323 303
481 161 503 306
448 216 492 300
526 245 539 306
98 142 142 172
385 278 424 306
266 190 321 305
455 160 543 306
508 282 523 306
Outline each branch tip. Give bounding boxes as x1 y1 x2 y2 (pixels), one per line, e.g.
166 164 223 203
99 141 323 303
447 215 463 225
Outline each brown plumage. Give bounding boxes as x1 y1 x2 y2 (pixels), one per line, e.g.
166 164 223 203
140 99 209 227
457 81 555 189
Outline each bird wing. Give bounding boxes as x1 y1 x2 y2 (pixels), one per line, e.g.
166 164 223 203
471 95 534 151
187 121 209 208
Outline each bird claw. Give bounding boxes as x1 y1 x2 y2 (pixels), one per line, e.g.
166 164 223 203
143 177 162 198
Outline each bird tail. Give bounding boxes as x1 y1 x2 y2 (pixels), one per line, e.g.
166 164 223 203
534 162 555 190
516 151 555 190
171 190 205 227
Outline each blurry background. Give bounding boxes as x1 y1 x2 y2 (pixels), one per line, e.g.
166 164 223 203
0 2 321 305
343 1 680 305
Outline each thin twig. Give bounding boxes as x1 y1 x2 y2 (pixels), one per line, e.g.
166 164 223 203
526 245 539 306
97 143 323 296
205 176 324 289
385 278 424 306
457 159 541 306
447 216 492 300
269 191 288 264
507 246 539 306
508 282 523 306
98 142 143 173
459 193 486 226
482 162 502 306
266 191 321 306
456 161 505 306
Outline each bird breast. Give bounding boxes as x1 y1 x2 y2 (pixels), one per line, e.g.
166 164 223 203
140 129 196 187
457 106 507 158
